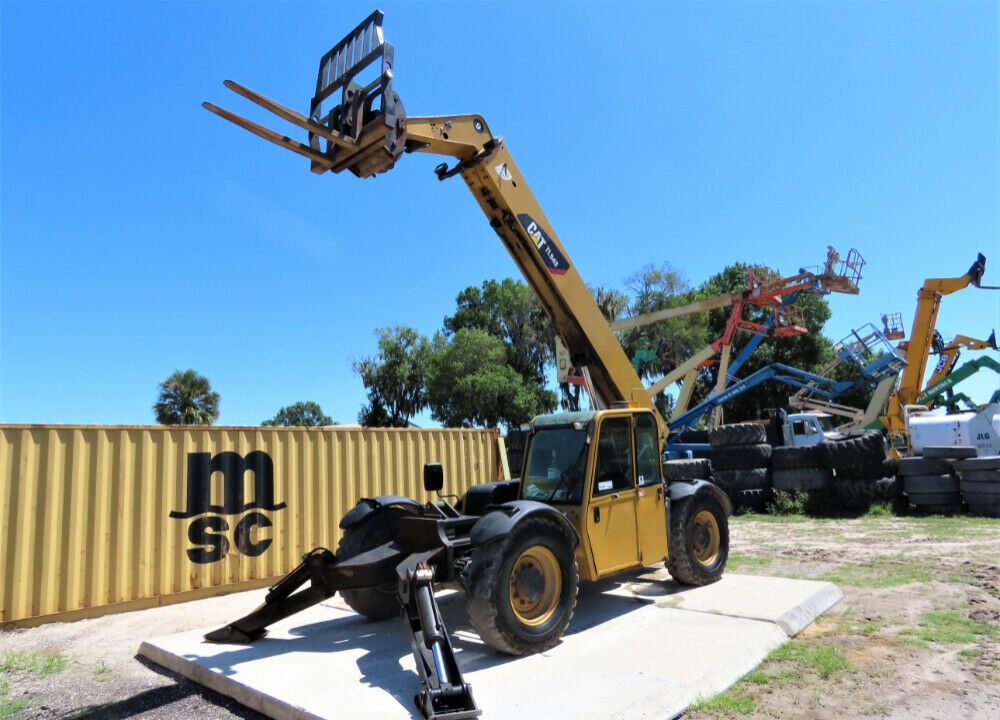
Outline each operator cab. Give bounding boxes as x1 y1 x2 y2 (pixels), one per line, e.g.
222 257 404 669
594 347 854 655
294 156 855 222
520 408 670 580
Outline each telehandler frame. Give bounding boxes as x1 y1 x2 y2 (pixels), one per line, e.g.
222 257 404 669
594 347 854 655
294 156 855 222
204 12 731 719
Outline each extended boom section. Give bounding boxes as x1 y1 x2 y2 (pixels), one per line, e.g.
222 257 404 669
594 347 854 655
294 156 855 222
206 18 656 430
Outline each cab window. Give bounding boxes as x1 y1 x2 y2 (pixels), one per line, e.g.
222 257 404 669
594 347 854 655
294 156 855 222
593 417 634 495
635 413 661 486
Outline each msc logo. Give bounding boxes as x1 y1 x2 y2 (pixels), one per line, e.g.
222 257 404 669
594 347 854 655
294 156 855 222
170 451 287 564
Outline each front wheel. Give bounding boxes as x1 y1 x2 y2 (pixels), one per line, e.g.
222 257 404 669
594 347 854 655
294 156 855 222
666 493 729 586
336 506 413 620
464 516 578 655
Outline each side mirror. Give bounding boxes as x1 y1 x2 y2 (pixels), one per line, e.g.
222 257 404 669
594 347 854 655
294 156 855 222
423 463 444 492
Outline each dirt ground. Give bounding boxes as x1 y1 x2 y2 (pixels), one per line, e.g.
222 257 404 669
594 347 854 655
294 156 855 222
1 512 997 720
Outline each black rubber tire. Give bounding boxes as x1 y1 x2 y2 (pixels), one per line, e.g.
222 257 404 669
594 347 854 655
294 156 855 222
662 458 712 483
337 506 415 620
907 491 963 507
465 516 579 655
898 456 953 476
666 492 729 586
771 445 824 470
710 444 772 470
914 503 965 515
712 467 771 492
709 423 767 448
954 456 1000 472
831 476 896 510
772 467 832 491
820 432 886 469
959 474 1000 515
831 461 883 481
957 469 1000 483
902 474 959 494
732 487 772 514
922 446 978 460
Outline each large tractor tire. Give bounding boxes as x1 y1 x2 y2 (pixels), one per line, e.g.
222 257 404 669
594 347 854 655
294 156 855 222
922 446 977 460
465 516 579 656
712 468 772 514
662 458 712 483
771 444 823 470
898 456 953 476
709 423 767 448
710 444 772 470
666 492 729 586
820 431 886 469
954 457 1000 517
336 506 414 621
772 466 832 492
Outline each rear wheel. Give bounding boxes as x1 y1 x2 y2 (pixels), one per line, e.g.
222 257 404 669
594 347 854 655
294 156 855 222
465 516 578 655
336 506 413 620
667 493 729 586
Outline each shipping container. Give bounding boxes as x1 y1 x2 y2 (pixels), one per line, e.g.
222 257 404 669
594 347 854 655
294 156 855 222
0 425 502 626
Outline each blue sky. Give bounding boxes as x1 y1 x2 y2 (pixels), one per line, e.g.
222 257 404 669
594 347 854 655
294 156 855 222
2 1 998 427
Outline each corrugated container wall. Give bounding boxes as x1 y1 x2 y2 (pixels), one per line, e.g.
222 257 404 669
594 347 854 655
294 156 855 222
0 425 502 626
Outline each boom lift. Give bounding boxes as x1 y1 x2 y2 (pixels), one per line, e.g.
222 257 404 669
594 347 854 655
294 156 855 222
607 256 863 413
923 330 997 396
203 12 731 718
879 254 997 455
666 322 906 440
917 355 1000 411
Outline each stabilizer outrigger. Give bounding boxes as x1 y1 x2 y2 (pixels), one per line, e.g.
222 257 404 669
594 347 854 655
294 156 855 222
204 467 480 720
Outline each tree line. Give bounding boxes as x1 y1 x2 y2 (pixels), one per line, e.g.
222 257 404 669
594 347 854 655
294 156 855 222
153 261 868 428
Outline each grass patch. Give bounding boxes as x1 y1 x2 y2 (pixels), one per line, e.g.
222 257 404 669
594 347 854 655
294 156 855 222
901 610 998 645
93 662 111 681
818 555 933 587
725 553 774 573
689 690 759 715
0 652 67 720
0 696 29 720
864 502 894 518
0 653 66 677
767 641 856 678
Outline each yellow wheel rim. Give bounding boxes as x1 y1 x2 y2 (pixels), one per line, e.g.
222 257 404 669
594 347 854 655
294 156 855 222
692 509 721 566
509 545 562 627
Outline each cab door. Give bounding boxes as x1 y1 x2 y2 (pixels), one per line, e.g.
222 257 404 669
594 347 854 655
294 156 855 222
586 415 640 575
633 413 668 565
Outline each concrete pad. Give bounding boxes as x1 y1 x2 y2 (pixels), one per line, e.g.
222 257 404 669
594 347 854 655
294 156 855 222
606 568 844 637
139 573 841 720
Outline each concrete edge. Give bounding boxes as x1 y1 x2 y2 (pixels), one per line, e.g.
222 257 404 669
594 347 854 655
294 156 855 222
775 581 844 637
138 640 323 720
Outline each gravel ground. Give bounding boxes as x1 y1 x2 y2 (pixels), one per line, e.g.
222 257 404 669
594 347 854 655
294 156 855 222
1 512 997 719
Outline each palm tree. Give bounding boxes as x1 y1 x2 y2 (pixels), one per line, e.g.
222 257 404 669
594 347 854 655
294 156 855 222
154 369 220 425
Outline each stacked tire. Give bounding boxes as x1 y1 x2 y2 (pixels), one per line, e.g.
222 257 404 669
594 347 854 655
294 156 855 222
821 431 897 512
896 446 971 514
953 455 1000 517
662 458 713 484
771 444 831 495
707 423 771 512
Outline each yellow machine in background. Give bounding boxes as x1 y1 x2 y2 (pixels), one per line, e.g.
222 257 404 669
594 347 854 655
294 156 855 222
879 254 995 455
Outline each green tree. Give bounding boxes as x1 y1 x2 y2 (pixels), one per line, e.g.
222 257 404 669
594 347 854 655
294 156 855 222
614 263 709 416
444 279 554 385
263 401 333 427
153 369 220 425
444 278 557 419
426 329 558 427
353 326 430 427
